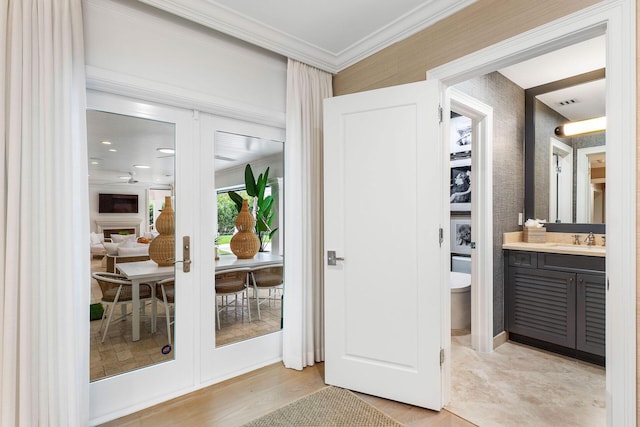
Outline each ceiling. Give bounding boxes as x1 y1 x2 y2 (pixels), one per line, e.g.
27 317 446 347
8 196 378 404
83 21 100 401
88 5 606 187
87 110 282 187
140 0 477 73
498 35 606 121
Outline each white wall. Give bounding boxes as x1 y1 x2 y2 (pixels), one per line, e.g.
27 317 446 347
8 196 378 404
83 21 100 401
89 184 148 234
83 0 287 123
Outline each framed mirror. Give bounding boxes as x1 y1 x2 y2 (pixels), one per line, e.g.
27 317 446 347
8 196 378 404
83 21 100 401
524 68 606 234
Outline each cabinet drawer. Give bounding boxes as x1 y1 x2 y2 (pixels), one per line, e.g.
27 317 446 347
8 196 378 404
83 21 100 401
538 253 605 273
508 250 537 268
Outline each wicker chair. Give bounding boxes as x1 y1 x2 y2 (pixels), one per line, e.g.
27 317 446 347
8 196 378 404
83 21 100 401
249 264 283 320
155 277 175 346
92 272 153 342
215 268 251 330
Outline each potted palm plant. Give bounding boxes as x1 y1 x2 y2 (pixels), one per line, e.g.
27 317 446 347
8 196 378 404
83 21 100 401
228 164 278 252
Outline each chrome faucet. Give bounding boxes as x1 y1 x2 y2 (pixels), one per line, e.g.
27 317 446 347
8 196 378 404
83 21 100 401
572 234 581 245
584 232 595 246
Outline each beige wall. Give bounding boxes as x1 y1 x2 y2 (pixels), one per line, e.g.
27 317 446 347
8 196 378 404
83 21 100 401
334 0 601 95
335 0 638 417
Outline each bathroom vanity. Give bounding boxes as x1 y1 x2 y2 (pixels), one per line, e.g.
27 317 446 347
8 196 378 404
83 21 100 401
503 235 605 365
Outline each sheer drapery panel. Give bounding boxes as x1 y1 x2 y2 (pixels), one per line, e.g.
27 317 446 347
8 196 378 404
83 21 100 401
1 1 89 424
283 59 332 370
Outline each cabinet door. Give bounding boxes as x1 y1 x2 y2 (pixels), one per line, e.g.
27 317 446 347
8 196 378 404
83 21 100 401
576 273 606 356
507 267 576 348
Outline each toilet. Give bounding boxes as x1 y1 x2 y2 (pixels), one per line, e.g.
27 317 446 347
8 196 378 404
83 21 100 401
451 255 471 330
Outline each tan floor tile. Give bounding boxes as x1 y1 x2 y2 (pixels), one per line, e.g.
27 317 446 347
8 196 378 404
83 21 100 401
447 333 605 427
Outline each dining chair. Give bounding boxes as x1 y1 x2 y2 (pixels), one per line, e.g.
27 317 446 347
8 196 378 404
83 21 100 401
249 264 283 320
155 277 175 346
214 268 251 330
92 272 154 342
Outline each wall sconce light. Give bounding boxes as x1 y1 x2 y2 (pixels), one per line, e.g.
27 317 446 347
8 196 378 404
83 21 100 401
554 116 606 137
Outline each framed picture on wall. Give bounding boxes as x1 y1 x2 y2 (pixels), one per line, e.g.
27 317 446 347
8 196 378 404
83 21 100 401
450 114 472 154
450 158 471 211
451 217 472 255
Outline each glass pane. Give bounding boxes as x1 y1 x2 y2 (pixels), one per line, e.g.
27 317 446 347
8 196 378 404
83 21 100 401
88 110 176 381
214 131 284 346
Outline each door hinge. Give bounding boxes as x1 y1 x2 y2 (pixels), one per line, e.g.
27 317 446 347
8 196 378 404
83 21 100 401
439 227 444 247
440 348 445 365
438 105 443 123
607 278 610 291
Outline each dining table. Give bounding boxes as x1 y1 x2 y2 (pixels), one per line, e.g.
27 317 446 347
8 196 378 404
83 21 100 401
115 252 283 341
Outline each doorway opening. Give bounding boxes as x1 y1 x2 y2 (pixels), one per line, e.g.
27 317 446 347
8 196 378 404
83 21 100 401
442 31 608 427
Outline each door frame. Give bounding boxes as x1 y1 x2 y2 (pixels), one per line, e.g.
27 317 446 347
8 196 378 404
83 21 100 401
448 89 494 356
85 72 287 424
576 145 607 223
428 0 635 424
549 138 574 223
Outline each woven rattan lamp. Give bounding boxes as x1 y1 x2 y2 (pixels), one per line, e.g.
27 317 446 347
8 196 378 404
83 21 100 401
230 199 260 259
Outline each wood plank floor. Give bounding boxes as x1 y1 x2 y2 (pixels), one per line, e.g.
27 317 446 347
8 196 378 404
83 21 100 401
101 362 475 427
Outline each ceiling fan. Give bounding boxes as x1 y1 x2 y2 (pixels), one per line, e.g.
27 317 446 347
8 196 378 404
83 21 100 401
102 171 139 185
122 172 139 184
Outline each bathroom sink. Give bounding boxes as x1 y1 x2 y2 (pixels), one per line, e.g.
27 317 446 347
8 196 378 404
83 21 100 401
542 243 606 255
547 243 602 249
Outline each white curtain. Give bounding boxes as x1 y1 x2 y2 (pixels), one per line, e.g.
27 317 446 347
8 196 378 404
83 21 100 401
1 1 89 425
283 59 332 370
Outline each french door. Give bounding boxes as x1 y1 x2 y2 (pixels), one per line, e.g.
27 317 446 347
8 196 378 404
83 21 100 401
88 91 198 423
87 92 286 424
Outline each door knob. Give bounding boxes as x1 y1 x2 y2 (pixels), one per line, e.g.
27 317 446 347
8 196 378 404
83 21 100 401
327 250 344 266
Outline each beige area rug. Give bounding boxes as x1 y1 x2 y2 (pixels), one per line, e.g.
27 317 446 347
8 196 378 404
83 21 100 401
242 386 404 427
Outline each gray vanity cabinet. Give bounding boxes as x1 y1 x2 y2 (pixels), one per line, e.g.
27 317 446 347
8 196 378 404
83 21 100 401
507 266 576 348
576 273 606 357
505 250 605 363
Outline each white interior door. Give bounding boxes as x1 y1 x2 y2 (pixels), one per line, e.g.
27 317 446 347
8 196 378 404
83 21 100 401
323 80 445 409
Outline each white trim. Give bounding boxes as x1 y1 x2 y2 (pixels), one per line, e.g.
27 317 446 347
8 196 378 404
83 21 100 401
137 0 476 73
576 145 606 223
85 66 285 129
450 88 494 355
549 138 573 224
429 1 636 425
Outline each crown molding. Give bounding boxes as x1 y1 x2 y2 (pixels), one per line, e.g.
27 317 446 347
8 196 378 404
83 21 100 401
86 66 286 128
139 0 476 73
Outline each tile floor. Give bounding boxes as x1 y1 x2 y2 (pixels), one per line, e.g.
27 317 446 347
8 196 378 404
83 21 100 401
90 257 283 382
447 332 606 427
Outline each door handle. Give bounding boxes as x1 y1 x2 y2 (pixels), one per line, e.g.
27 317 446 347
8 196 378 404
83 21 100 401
171 236 192 273
327 250 344 266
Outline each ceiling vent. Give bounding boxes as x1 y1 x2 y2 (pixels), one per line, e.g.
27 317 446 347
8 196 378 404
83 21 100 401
558 99 579 106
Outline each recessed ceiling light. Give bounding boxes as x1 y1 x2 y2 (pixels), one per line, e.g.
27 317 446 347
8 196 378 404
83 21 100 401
119 176 130 179
157 148 175 154
109 149 117 152
90 161 99 165
133 164 150 169
101 140 112 145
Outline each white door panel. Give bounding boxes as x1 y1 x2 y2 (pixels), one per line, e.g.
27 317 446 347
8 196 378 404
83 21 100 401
324 80 444 409
88 91 196 423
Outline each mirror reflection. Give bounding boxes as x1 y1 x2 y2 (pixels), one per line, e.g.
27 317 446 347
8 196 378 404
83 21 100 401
88 110 176 381
214 131 284 347
532 78 606 225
